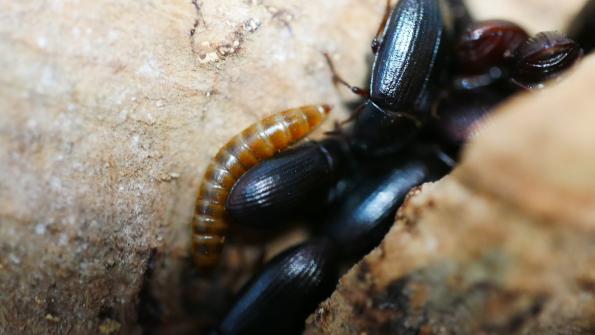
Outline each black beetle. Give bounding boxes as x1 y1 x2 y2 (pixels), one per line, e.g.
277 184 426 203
212 239 338 335
320 148 451 259
511 31 583 89
226 137 353 229
329 0 454 156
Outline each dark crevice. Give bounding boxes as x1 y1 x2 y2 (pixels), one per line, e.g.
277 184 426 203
138 249 163 335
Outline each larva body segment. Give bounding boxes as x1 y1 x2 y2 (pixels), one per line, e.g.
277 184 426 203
192 105 331 270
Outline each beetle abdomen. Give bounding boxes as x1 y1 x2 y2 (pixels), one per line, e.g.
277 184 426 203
321 150 450 259
214 239 338 335
226 138 351 228
192 105 331 270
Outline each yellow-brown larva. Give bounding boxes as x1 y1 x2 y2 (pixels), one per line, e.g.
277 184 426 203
192 104 332 270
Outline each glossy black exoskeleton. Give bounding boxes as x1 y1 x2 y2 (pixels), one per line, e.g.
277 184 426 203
430 87 513 152
511 32 583 89
343 0 454 156
568 0 595 54
213 240 338 335
320 149 451 259
226 137 353 229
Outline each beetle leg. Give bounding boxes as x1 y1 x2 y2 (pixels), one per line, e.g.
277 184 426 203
430 89 451 120
339 102 366 125
371 0 392 54
323 120 346 136
323 52 370 98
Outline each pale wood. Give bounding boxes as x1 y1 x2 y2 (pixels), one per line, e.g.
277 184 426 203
0 0 590 334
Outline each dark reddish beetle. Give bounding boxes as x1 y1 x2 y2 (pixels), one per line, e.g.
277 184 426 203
511 32 583 89
456 19 529 75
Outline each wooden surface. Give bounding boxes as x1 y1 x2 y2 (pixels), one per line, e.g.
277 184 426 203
0 0 590 334
0 1 378 333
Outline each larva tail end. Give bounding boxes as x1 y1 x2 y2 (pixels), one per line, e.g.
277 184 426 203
192 234 225 271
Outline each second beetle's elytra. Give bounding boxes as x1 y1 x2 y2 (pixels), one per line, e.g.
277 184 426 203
226 137 353 229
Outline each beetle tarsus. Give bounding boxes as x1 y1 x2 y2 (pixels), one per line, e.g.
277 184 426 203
372 0 392 54
323 52 370 98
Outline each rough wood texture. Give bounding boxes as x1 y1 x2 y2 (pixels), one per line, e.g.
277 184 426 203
0 0 590 334
305 56 595 335
0 1 376 334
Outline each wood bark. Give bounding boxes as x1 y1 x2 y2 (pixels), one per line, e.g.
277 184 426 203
0 0 590 334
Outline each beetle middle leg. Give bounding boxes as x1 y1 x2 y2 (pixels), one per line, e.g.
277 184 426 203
323 52 370 98
371 0 392 53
